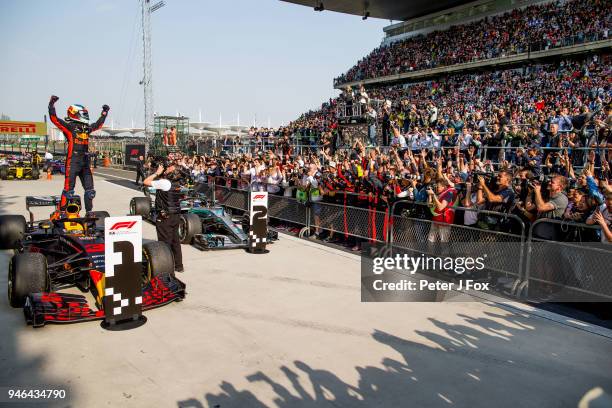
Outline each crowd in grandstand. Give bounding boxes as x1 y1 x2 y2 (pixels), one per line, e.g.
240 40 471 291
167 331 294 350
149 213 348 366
150 108 611 247
334 0 610 85
141 0 612 249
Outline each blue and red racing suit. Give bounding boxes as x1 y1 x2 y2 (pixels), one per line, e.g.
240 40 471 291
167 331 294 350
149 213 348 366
48 98 108 212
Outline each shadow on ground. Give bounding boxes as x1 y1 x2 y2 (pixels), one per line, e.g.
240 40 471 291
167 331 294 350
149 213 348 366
177 310 612 408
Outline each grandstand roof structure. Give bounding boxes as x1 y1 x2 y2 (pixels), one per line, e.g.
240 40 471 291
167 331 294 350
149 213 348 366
281 0 473 21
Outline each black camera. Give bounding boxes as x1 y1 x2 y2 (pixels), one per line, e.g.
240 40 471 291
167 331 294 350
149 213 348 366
528 174 549 189
473 171 492 183
150 155 170 172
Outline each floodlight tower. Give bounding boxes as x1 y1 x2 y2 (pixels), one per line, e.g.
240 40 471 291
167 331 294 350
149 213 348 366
141 0 165 140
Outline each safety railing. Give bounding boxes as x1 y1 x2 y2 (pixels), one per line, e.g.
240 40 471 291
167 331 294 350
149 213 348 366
189 177 612 302
212 176 249 212
191 134 325 158
310 191 390 243
521 218 612 302
389 200 525 293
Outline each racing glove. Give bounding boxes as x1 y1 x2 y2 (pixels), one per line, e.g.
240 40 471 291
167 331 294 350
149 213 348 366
49 95 59 105
102 104 110 113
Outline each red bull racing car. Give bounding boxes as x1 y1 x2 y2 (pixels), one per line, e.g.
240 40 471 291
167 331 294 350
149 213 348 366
0 195 185 327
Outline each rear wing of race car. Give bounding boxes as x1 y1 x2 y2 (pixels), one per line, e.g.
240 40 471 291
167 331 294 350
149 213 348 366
25 195 81 225
26 196 60 225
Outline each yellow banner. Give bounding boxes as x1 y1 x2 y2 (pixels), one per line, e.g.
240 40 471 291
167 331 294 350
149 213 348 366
0 120 47 136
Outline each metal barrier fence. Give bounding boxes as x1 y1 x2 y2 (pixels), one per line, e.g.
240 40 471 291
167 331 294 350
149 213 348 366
189 177 611 301
389 200 525 292
192 135 324 157
311 196 390 243
522 219 612 302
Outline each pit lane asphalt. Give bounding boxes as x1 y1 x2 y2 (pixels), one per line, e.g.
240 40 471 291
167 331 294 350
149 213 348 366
1 174 612 408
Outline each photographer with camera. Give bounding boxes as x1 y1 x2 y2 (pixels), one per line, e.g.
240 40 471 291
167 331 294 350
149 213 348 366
143 161 185 273
476 170 515 209
532 174 569 221
475 170 516 230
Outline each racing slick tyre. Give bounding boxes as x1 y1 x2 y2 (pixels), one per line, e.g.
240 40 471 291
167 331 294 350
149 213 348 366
0 215 27 249
130 197 151 218
178 213 202 244
8 252 49 308
0 165 7 180
142 241 175 282
90 210 110 229
31 167 40 179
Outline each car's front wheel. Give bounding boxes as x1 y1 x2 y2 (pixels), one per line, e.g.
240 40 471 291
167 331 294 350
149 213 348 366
178 213 202 244
130 197 151 218
142 241 175 283
8 252 49 308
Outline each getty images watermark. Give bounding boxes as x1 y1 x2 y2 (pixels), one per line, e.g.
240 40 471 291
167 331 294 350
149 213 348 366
362 242 612 303
360 243 514 302
371 253 490 292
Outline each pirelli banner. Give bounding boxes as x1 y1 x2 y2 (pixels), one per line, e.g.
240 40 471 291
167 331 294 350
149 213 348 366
0 120 47 135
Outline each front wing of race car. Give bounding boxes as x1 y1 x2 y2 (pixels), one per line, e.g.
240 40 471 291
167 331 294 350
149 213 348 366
23 274 185 327
192 233 248 250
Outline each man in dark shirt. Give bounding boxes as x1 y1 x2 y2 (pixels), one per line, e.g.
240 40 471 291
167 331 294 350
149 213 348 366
135 155 146 186
477 170 516 214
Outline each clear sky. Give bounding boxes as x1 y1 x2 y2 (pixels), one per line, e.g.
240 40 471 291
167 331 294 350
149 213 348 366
0 0 389 128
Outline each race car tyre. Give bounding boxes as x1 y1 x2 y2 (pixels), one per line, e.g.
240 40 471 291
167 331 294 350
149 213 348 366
142 241 175 282
178 213 202 244
31 167 40 179
130 197 151 217
90 211 110 229
8 252 49 308
0 215 27 249
0 165 8 180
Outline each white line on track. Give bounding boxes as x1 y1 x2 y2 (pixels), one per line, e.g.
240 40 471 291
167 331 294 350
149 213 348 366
94 171 134 182
98 167 135 173
100 179 140 193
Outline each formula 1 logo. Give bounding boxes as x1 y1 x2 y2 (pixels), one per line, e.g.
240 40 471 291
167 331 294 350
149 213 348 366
110 221 137 231
253 194 266 200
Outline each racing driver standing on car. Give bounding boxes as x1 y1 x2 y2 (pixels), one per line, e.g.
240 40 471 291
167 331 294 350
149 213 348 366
48 95 109 214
